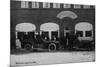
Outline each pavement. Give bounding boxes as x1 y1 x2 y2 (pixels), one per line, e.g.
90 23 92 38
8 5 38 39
10 51 95 66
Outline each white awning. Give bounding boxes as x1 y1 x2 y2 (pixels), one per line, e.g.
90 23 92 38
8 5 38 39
16 23 36 32
75 22 93 31
40 22 59 31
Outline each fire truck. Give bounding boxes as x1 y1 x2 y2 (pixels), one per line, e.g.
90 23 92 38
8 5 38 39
40 22 60 51
74 22 94 50
15 22 94 51
15 23 37 51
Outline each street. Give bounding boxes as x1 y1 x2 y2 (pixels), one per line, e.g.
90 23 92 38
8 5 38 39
10 51 95 66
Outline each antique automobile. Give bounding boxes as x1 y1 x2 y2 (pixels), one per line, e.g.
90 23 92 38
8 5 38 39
40 22 60 51
75 22 94 50
15 23 36 51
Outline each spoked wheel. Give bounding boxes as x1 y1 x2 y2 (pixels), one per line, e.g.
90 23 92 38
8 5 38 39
48 43 56 51
24 43 32 51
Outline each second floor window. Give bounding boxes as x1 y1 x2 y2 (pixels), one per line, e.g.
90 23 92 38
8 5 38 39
21 1 29 8
43 2 50 8
63 4 71 8
32 2 39 8
74 4 81 8
83 5 90 8
53 3 60 8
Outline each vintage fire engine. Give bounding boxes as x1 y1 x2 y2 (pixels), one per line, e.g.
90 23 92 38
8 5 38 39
40 22 60 51
74 22 94 49
15 23 37 51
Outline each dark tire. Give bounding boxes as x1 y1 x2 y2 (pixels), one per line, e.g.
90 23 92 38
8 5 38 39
48 43 57 51
24 42 32 51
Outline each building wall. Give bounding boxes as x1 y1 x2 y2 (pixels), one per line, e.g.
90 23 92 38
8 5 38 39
10 1 95 49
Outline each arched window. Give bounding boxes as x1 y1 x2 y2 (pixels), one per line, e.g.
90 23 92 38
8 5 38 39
57 11 78 19
40 23 59 40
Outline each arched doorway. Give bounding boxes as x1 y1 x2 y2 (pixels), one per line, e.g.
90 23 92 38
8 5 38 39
57 11 78 47
57 11 78 37
40 22 60 40
75 22 93 41
40 22 60 51
15 23 36 50
75 22 94 49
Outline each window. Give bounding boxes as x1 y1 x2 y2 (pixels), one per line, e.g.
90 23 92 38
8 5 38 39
21 1 29 8
32 2 39 8
25 1 29 8
83 5 90 8
21 1 25 8
53 3 60 8
63 4 71 8
74 4 81 8
43 2 50 8
76 31 83 37
86 31 92 37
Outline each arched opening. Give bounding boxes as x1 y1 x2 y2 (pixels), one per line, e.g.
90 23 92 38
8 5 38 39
15 23 36 50
40 22 60 51
40 22 60 40
57 11 78 19
75 22 93 41
57 11 77 40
